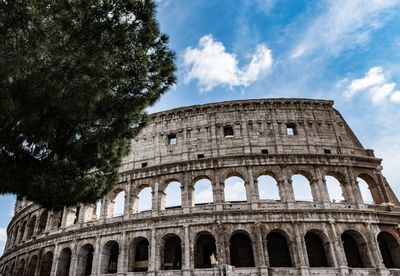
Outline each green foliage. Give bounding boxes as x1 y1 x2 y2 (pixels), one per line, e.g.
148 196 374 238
0 0 175 208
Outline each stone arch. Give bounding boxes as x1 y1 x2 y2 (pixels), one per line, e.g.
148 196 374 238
7 261 15 276
377 231 400 268
224 175 247 202
16 258 26 275
257 174 280 200
56 247 72 276
161 234 182 270
37 211 48 234
356 173 382 204
137 185 152 212
304 230 332 267
101 240 119 274
324 173 346 202
229 231 255 267
26 255 38 276
267 229 293 267
163 180 182 209
194 231 217 268
341 229 372 268
39 251 53 276
128 237 149 272
291 172 314 202
76 243 95 276
108 188 126 217
26 215 36 239
193 178 213 205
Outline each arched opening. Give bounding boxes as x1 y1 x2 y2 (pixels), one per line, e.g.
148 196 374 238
165 181 182 209
305 232 329 267
26 216 36 239
95 200 102 219
377 232 400 268
195 233 217 268
138 187 152 212
229 232 255 267
128 238 149 272
267 232 293 267
16 259 25 275
56 247 72 276
101 240 119 274
341 231 370 268
224 176 247 202
257 175 280 200
112 191 125 217
325 176 345 203
162 235 182 270
76 244 94 276
292 174 313 202
27 255 38 276
18 221 26 243
357 177 374 204
37 211 48 234
39 251 53 276
194 178 213 205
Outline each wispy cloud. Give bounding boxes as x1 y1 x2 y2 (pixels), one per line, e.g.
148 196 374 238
340 66 400 104
291 0 398 59
183 34 272 91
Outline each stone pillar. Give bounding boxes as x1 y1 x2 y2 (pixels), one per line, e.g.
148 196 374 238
182 174 191 213
100 197 108 220
117 231 126 274
294 224 310 276
152 179 160 213
255 223 268 275
247 166 259 208
148 228 157 275
315 168 331 205
50 243 59 275
124 180 132 219
346 167 365 207
366 223 387 271
321 223 338 267
214 171 224 211
92 236 102 275
183 225 191 276
282 169 295 207
70 239 78 276
328 221 349 276
44 211 53 232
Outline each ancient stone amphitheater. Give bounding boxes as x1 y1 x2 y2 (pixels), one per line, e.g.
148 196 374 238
1 99 400 276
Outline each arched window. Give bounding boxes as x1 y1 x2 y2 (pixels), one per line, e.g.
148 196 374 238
267 232 293 267
113 191 125 217
165 181 182 208
305 232 329 267
194 178 213 205
292 174 313 202
16 259 25 275
95 200 102 219
377 232 400 268
18 221 26 243
341 231 370 268
39 251 53 276
26 216 36 239
27 255 38 276
56 247 72 276
194 233 216 268
357 177 374 204
101 241 119 274
162 235 182 270
128 238 149 272
325 176 345 202
37 211 48 234
138 187 152 212
76 244 94 276
257 175 280 200
229 233 255 267
224 176 246 202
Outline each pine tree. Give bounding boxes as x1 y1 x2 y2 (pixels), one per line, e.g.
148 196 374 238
0 0 175 208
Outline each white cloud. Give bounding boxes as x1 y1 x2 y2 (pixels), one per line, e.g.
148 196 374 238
0 228 6 255
291 0 397 59
342 67 400 104
183 34 272 91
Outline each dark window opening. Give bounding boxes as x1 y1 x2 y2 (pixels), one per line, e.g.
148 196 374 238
197 154 205 159
261 149 269 154
56 248 72 276
83 245 94 276
108 243 119 273
39 252 53 276
324 149 332 154
195 234 216 268
168 133 177 145
341 233 364 268
230 233 255 267
163 235 182 270
74 205 81 224
267 232 293 267
223 126 234 138
377 232 400 268
141 162 148 168
286 123 297 136
134 239 149 272
305 233 329 267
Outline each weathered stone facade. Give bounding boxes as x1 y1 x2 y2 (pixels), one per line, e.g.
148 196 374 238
1 98 400 276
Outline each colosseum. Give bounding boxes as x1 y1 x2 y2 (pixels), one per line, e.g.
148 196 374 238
1 98 400 276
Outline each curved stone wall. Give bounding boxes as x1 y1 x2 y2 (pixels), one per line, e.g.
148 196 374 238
1 99 400 276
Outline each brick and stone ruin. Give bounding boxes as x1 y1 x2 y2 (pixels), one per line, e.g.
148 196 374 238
1 99 400 276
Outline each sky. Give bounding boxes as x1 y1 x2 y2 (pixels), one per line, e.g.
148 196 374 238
1 0 400 254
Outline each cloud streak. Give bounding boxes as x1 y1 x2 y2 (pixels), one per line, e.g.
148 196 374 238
183 35 272 91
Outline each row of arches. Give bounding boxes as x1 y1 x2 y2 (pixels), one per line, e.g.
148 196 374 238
2 229 399 275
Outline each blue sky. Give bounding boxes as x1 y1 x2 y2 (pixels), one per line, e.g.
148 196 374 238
1 0 400 254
